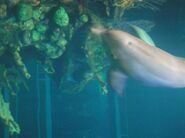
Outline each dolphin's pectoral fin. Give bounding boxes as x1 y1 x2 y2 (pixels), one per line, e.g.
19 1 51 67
129 24 156 47
108 68 127 96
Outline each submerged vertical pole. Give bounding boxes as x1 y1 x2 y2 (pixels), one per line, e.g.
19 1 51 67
36 63 52 138
45 75 52 138
3 128 9 138
36 64 41 138
114 95 121 138
123 92 129 138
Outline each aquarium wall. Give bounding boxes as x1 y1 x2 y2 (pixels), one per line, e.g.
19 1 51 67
1 0 185 138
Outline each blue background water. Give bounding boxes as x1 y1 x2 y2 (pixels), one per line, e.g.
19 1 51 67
1 0 185 138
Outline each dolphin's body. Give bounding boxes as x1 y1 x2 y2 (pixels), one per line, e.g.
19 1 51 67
91 27 185 95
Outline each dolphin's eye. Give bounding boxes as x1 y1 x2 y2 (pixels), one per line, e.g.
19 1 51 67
128 41 132 45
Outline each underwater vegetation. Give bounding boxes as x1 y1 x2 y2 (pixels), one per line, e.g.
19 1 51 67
0 0 166 135
0 88 20 134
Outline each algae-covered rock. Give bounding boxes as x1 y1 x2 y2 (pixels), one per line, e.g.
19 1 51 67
43 59 55 74
50 28 66 42
54 7 69 27
22 31 32 45
84 35 108 94
18 3 33 21
35 42 66 59
33 3 55 21
75 14 89 29
22 19 34 30
79 14 89 23
0 4 7 18
31 30 41 42
36 23 47 33
36 23 48 33
8 0 21 7
44 43 60 59
0 19 19 45
50 29 61 42
0 90 20 135
13 50 31 79
0 46 5 56
57 37 67 48
32 9 43 21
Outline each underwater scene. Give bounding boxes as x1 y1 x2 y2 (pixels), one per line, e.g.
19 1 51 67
1 0 185 138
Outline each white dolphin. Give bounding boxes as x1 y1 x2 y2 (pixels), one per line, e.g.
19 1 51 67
91 27 185 95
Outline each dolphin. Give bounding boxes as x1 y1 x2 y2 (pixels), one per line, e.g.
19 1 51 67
91 27 185 95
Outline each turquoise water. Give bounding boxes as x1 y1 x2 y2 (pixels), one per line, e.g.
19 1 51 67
1 0 185 138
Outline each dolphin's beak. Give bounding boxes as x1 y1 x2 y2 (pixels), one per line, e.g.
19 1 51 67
91 26 106 36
